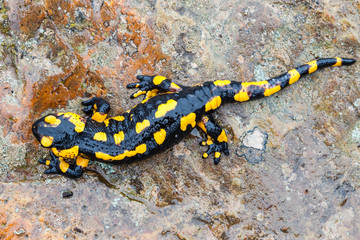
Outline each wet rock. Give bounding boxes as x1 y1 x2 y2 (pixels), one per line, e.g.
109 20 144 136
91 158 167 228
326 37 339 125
242 127 268 150
236 127 268 164
0 0 359 239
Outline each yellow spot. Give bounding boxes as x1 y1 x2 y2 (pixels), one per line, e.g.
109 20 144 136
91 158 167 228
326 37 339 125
153 76 167 85
215 152 221 158
206 139 213 145
141 98 149 104
264 85 281 96
234 81 270 101
61 112 85 133
44 115 61 126
332 57 342 67
59 158 69 173
94 104 97 110
217 130 228 142
52 146 79 159
51 148 59 156
197 121 207 133
94 132 107 142
203 153 208 158
113 116 125 121
288 69 301 84
146 89 159 99
95 144 147 161
154 129 166 145
214 80 231 86
136 120 150 133
155 99 178 118
308 60 318 73
92 112 107 123
41 136 53 147
45 160 50 166
170 82 182 90
205 96 222 111
180 113 196 131
234 91 250 102
242 81 268 88
114 131 125 145
104 115 125 126
133 90 146 98
76 156 89 168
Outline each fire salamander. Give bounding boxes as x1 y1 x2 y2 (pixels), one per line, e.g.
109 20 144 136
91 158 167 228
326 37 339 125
32 57 355 178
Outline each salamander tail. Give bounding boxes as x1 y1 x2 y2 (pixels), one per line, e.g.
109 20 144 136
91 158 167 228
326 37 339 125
341 58 356 65
267 57 356 88
231 57 356 102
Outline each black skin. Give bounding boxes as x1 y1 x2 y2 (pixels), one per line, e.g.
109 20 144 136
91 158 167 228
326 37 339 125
32 58 356 178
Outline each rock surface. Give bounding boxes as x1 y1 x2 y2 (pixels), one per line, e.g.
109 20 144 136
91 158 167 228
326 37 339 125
1 0 359 239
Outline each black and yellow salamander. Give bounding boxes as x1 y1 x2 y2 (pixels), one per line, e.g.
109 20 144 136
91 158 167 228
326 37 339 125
32 57 356 178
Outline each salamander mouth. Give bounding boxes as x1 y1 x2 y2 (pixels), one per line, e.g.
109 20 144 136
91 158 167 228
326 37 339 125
32 120 42 143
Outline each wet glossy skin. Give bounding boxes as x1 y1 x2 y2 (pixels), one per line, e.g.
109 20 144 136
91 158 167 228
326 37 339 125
32 57 356 178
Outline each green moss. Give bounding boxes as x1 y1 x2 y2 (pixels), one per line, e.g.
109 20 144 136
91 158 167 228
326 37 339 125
66 20 93 32
74 43 85 54
0 1 10 34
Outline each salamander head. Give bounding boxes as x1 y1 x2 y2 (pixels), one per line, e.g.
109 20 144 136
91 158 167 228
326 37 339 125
32 112 86 148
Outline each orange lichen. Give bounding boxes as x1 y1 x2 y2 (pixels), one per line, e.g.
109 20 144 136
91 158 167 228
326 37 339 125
31 64 105 114
19 4 47 36
2 0 170 146
115 7 170 82
0 209 23 239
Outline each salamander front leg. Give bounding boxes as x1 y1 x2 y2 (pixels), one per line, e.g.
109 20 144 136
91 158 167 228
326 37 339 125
82 97 110 123
197 115 230 165
39 152 87 178
127 75 183 100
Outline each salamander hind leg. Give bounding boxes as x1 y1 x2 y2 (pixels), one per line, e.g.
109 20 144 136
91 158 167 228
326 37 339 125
197 115 230 165
127 75 183 100
82 97 110 123
38 151 87 178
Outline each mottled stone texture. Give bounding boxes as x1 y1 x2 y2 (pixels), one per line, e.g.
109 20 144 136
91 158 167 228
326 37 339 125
0 0 359 239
